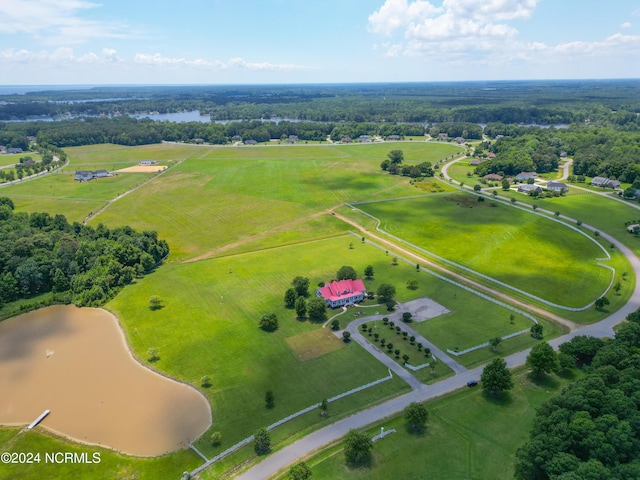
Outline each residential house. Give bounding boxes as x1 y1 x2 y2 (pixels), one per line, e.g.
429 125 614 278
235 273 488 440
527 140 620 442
591 177 620 189
317 279 367 308
546 181 568 193
231 135 242 142
437 133 448 140
487 152 497 158
358 135 371 143
516 172 538 182
21 159 36 166
454 137 466 144
74 171 94 182
7 148 23 154
94 170 111 178
340 137 352 143
244 139 258 145
469 158 484 166
483 173 503 181
386 135 401 141
518 184 543 194
0 146 6 153
285 135 299 143
140 160 157 165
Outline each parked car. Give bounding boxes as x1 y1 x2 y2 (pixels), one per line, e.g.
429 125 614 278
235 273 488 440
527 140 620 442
467 380 478 387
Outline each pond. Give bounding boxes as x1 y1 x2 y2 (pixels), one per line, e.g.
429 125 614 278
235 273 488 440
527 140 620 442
0 305 211 456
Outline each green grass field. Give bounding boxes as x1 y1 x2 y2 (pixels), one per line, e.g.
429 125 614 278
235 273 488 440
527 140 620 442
357 193 611 308
302 368 577 480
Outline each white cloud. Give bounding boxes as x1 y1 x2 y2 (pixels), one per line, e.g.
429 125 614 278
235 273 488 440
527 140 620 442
0 46 124 64
621 22 632 29
0 0 134 44
442 0 538 21
227 57 312 71
133 53 223 68
368 0 441 36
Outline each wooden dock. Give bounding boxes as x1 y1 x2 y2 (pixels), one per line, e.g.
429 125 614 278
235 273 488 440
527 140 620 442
27 409 50 429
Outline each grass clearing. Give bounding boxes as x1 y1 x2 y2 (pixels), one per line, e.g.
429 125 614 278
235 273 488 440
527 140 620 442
286 328 346 361
303 368 578 480
357 193 611 307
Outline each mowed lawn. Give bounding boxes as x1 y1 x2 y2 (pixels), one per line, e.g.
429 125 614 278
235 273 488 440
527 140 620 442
358 193 610 307
107 235 537 457
305 369 576 480
92 143 459 260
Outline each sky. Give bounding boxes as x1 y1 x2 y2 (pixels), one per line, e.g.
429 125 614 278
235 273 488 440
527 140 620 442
0 0 639 85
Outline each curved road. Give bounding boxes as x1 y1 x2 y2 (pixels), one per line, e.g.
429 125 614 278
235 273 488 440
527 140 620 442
233 164 640 480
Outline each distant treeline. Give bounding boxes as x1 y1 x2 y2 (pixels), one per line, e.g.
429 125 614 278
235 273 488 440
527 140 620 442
2 81 639 125
0 198 169 308
479 123 640 183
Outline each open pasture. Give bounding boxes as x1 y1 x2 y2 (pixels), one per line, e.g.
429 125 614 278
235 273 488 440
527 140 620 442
358 193 611 308
92 142 458 260
0 153 39 168
62 143 202 169
304 368 576 480
107 234 535 457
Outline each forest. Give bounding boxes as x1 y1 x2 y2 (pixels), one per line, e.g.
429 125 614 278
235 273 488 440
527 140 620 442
515 313 640 479
0 198 169 309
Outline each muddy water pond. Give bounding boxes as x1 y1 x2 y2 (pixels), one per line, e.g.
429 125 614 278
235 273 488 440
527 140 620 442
0 305 211 456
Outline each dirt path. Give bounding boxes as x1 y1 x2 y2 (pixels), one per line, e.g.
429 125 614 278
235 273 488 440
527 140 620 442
332 211 579 332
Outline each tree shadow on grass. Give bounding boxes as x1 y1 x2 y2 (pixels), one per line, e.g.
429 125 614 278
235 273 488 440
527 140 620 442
556 369 578 381
404 425 428 437
482 391 514 407
526 373 561 389
346 457 373 471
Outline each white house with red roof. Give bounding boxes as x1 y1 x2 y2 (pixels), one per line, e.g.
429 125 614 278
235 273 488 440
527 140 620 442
317 279 366 308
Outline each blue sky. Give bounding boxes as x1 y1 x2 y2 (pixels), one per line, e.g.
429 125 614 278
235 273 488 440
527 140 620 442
1 0 639 85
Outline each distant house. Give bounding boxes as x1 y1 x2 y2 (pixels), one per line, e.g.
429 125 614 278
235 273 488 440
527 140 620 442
340 136 352 143
0 146 6 153
484 173 503 181
515 172 538 181
358 135 371 143
591 177 620 189
21 159 36 166
317 279 367 308
7 148 23 154
627 224 640 233
140 160 157 165
74 171 94 182
437 133 448 140
560 151 568 158
454 136 465 144
487 152 497 158
231 135 242 142
285 135 299 143
244 139 258 145
546 181 568 193
27 136 37 143
518 184 542 194
74 170 112 181
469 158 484 166
495 135 504 140
386 135 401 141
193 138 205 144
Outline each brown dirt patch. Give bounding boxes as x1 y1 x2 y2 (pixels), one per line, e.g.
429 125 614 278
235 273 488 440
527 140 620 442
444 193 487 208
114 165 168 173
285 328 345 361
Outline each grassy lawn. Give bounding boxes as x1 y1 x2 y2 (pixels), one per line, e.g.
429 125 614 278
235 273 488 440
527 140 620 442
0 153 39 168
357 193 611 308
0 427 201 480
301 368 578 480
91 143 459 261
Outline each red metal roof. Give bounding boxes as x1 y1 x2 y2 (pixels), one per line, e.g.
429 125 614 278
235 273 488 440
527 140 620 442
318 279 366 302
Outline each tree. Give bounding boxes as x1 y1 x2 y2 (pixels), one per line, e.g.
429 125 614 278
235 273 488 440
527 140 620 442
473 184 481 192
402 312 413 322
391 256 398 266
147 347 159 362
330 318 340 330
307 297 327 322
404 402 429 432
489 337 502 352
526 341 559 377
336 265 358 280
254 428 271 455
342 331 351 342
364 265 374 278
265 390 275 409
284 287 298 308
614 281 622 295
149 295 163 310
201 375 212 388
320 398 328 414
387 149 404 165
406 278 418 290
377 283 396 303
288 462 313 480
530 323 543 339
210 431 222 446
402 353 410 363
481 357 513 396
594 296 610 311
291 276 310 297
295 296 307 318
502 179 511 190
259 313 279 331
344 429 373 465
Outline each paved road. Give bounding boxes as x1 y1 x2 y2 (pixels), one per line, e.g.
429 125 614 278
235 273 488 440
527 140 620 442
234 169 640 480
